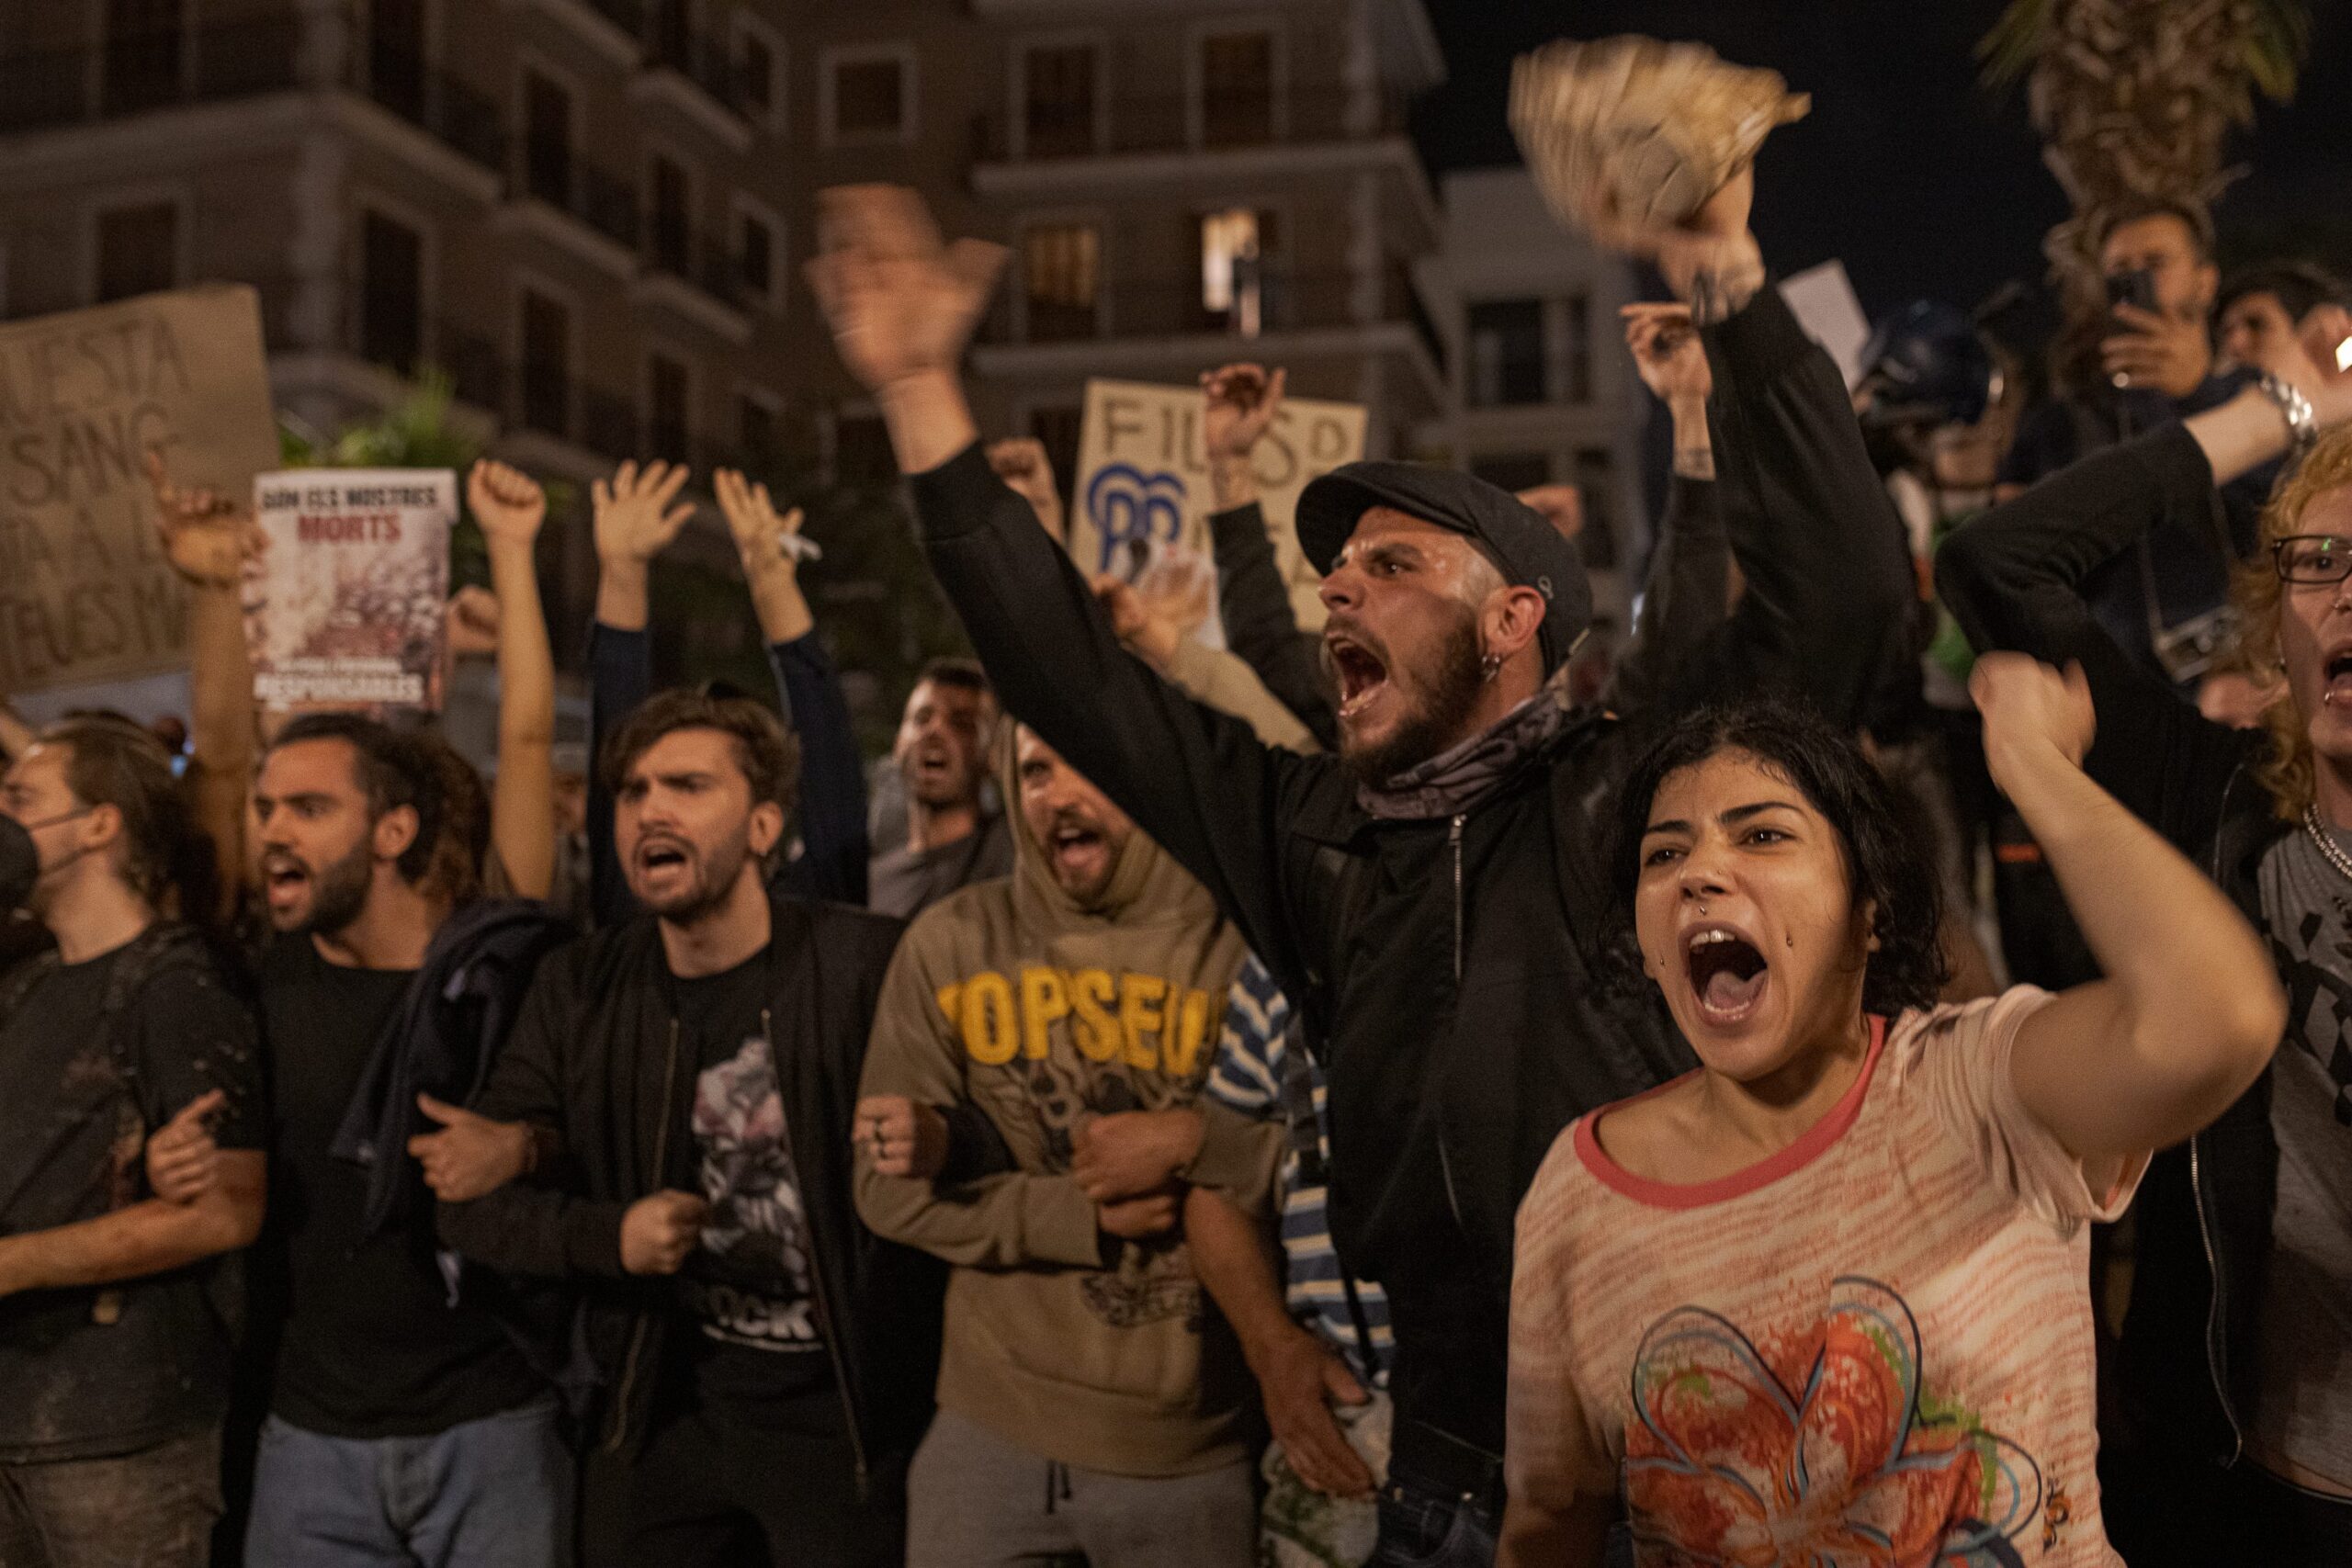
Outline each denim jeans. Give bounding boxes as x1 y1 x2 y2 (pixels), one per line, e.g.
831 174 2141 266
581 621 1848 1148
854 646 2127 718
243 1397 569 1568
0 1427 221 1568
1368 1472 1498 1568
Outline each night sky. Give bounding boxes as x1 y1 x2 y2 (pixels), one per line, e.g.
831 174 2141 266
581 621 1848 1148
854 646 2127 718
1414 1 2352 321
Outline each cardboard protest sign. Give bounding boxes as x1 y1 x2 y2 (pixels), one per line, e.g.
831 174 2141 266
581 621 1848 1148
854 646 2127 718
0 285 277 692
247 469 453 712
1072 379 1366 639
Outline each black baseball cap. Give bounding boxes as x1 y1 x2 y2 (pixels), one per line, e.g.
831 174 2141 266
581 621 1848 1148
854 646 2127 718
1296 461 1592 673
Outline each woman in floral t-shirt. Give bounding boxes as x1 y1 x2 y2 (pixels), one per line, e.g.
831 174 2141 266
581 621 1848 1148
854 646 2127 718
1499 657 2286 1567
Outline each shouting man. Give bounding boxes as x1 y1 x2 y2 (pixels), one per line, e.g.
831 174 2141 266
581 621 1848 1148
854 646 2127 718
809 169 1910 1562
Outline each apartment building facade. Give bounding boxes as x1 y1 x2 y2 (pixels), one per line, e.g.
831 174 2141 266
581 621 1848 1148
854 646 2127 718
0 0 1449 668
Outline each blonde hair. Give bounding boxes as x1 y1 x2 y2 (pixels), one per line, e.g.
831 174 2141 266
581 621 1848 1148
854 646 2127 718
2233 422 2352 818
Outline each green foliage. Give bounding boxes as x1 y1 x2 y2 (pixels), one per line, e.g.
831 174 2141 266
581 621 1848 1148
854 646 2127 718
1979 0 2309 102
276 371 575 592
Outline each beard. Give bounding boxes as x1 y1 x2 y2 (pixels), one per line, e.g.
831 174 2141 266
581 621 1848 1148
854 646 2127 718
295 838 375 936
630 824 755 923
1341 611 1487 788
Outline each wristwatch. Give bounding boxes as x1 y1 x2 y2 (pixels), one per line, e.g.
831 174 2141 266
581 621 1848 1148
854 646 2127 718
2255 370 2319 457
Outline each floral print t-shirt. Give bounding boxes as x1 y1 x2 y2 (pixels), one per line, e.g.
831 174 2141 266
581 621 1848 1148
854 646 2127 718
1508 989 2143 1567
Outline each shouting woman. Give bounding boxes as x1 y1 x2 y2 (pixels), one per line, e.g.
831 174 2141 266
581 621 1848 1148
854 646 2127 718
1497 661 2284 1567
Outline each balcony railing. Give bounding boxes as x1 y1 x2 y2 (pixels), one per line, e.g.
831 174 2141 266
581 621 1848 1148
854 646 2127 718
643 228 749 312
643 28 754 119
0 17 504 176
0 17 301 133
971 86 1409 164
979 265 1448 377
365 45 506 170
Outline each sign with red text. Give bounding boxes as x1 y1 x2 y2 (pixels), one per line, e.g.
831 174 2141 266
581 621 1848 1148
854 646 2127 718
1073 379 1365 640
248 468 452 712
0 285 277 691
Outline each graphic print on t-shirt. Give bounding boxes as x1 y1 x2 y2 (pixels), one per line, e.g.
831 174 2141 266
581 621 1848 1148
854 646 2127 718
687 1034 820 1354
1626 1276 2054 1567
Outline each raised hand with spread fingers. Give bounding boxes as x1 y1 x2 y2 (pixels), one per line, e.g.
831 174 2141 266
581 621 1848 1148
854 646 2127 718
592 459 696 633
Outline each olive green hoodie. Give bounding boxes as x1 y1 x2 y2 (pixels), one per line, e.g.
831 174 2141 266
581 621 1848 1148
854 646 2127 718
854 750 1276 1477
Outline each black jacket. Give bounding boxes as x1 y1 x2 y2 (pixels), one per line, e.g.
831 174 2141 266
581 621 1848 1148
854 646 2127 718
436 894 939 1481
1938 422 2278 1480
330 898 576 1238
910 287 1913 1462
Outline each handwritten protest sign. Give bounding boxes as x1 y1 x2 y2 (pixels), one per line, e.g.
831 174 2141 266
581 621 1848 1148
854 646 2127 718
1072 379 1366 639
0 286 277 692
248 469 453 713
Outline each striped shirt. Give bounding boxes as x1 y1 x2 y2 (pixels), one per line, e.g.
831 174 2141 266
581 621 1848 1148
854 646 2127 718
1206 956 1393 1385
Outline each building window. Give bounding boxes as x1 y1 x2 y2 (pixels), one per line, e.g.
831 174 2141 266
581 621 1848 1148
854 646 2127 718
830 52 909 143
739 392 779 461
359 210 424 375
104 0 186 114
1574 448 1617 569
1022 43 1097 158
648 155 690 276
737 28 777 122
1565 293 1592 404
1469 453 1550 495
1199 30 1273 147
1199 209 1275 336
737 209 776 307
1022 224 1099 343
647 354 690 462
833 412 894 488
523 71 571 207
519 288 570 437
648 0 693 73
368 0 426 120
1467 299 1545 408
94 201 178 303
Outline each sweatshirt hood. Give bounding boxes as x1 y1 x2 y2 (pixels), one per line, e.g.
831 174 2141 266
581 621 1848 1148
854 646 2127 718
1002 740 1220 936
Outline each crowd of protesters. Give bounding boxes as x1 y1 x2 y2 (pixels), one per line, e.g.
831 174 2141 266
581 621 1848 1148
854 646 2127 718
0 110 2348 1568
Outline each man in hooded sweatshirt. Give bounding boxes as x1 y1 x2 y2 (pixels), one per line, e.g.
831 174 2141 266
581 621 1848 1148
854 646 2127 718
853 723 1283 1568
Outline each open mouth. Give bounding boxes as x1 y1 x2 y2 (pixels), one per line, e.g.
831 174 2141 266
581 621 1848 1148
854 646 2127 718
1683 923 1770 1027
260 855 310 910
637 840 691 877
2326 649 2352 706
1049 820 1107 876
1327 635 1390 721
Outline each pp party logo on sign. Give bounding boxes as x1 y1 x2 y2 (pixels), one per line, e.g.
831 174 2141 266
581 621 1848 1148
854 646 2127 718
1081 463 1189 578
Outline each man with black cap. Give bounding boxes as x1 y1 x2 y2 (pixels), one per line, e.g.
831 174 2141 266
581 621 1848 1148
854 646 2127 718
808 170 1911 1564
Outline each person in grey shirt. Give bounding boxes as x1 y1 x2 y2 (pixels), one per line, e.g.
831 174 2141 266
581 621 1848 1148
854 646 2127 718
867 658 1012 920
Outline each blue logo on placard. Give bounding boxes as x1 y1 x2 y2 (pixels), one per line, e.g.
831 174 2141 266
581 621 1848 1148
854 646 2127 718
1083 464 1188 576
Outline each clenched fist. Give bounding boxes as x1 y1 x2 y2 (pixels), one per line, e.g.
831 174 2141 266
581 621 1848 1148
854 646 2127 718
619 1190 710 1275
854 1095 950 1180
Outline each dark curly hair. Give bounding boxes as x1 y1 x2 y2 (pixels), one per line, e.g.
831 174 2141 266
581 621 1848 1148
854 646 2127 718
600 689 800 872
1601 700 1948 1020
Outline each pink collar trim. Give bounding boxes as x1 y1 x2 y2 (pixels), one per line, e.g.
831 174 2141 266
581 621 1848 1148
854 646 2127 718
1573 1015 1889 1211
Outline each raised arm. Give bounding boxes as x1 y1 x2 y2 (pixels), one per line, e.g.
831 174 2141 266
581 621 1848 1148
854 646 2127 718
469 460 558 900
1977 654 2285 1173
1572 168 1912 727
1938 335 2352 839
808 185 1318 982
1607 303 1730 714
584 460 695 928
713 468 868 906
1200 364 1340 750
146 452 266 918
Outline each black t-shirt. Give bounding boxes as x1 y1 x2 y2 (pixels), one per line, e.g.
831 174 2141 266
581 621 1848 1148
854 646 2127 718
668 951 831 1416
0 938 263 1462
260 934 541 1438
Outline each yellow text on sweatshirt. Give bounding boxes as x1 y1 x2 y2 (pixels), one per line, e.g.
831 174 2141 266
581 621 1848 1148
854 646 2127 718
934 966 1216 1077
